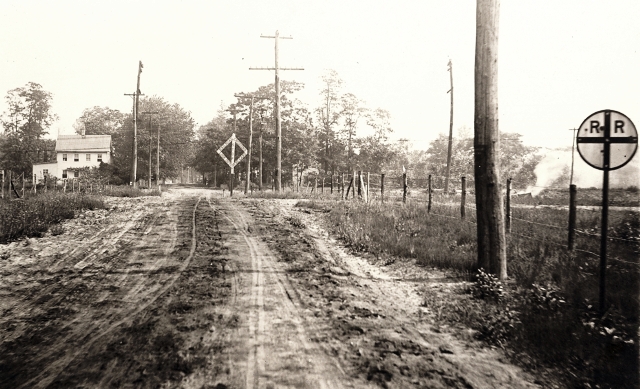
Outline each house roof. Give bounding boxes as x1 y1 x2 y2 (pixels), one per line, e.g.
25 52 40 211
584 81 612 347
55 135 111 152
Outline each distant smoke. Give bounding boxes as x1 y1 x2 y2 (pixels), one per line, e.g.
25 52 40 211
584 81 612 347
526 148 640 196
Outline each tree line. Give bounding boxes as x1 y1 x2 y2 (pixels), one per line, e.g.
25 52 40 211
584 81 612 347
0 73 541 189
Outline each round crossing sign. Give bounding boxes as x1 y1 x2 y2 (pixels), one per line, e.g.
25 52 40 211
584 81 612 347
577 110 638 171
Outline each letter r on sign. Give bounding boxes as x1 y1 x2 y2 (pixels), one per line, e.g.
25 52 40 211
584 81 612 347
614 120 625 133
590 121 600 133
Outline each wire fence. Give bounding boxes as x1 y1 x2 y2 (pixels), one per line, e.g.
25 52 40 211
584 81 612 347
292 171 639 267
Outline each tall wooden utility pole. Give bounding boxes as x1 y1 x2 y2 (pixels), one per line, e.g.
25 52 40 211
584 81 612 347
445 59 454 193
141 111 158 188
124 61 144 188
235 94 270 194
474 0 506 279
250 30 303 192
157 124 161 186
258 114 264 191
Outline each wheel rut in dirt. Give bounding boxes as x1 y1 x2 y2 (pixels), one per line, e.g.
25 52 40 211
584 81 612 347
239 198 541 389
0 193 236 388
215 198 348 389
1 190 543 388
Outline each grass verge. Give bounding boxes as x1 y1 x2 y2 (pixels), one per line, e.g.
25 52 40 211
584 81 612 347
0 192 106 243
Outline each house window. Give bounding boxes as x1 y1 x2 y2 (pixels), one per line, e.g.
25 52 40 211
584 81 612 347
74 154 79 162
63 154 67 161
74 170 79 178
97 154 103 162
86 154 91 161
62 170 67 178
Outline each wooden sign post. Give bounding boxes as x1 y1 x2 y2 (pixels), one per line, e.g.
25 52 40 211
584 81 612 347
576 109 637 314
217 133 248 197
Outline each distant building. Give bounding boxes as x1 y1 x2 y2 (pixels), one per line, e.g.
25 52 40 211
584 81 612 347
32 133 112 181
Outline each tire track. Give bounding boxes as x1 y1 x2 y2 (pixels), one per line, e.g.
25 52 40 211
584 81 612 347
223 201 344 389
17 197 201 389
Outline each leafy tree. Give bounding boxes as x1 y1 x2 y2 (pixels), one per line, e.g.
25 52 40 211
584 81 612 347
75 106 125 137
0 82 58 175
76 97 195 184
338 92 367 172
499 132 540 188
317 69 344 175
192 104 233 186
425 133 474 188
357 108 395 173
424 130 539 190
222 81 316 187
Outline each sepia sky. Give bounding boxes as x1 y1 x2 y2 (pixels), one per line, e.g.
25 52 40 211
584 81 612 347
1 0 639 153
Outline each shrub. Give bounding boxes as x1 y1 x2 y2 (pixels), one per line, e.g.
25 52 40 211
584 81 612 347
476 306 520 348
472 268 504 302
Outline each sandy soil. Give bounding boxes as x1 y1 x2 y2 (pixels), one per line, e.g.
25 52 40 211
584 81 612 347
0 188 542 388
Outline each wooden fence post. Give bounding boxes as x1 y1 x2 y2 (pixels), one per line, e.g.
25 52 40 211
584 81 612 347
357 171 362 198
428 174 432 212
380 173 385 203
330 175 333 194
10 175 20 198
568 184 577 250
461 176 466 219
402 172 407 204
33 174 37 194
345 175 353 198
352 171 356 199
360 173 368 203
322 177 325 194
315 177 318 193
341 173 345 200
366 172 370 202
506 178 512 233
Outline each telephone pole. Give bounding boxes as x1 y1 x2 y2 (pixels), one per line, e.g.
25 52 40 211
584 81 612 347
445 59 454 193
474 0 506 279
235 94 270 194
250 30 303 192
157 124 161 187
257 110 274 191
124 61 144 188
141 111 158 187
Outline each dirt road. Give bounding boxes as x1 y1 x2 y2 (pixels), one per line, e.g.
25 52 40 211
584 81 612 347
0 188 541 388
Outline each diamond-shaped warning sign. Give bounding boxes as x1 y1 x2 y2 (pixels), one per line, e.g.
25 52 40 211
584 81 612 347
216 133 247 174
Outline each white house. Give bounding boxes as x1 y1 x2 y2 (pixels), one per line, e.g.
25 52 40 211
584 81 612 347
32 134 112 181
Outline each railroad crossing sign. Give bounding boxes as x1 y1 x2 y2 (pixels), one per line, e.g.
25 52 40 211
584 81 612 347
577 109 638 171
216 133 247 174
576 109 637 315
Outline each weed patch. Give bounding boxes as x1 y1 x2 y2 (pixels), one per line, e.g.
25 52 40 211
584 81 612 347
0 193 106 243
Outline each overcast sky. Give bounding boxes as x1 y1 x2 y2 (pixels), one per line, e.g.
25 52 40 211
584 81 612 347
1 0 639 153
